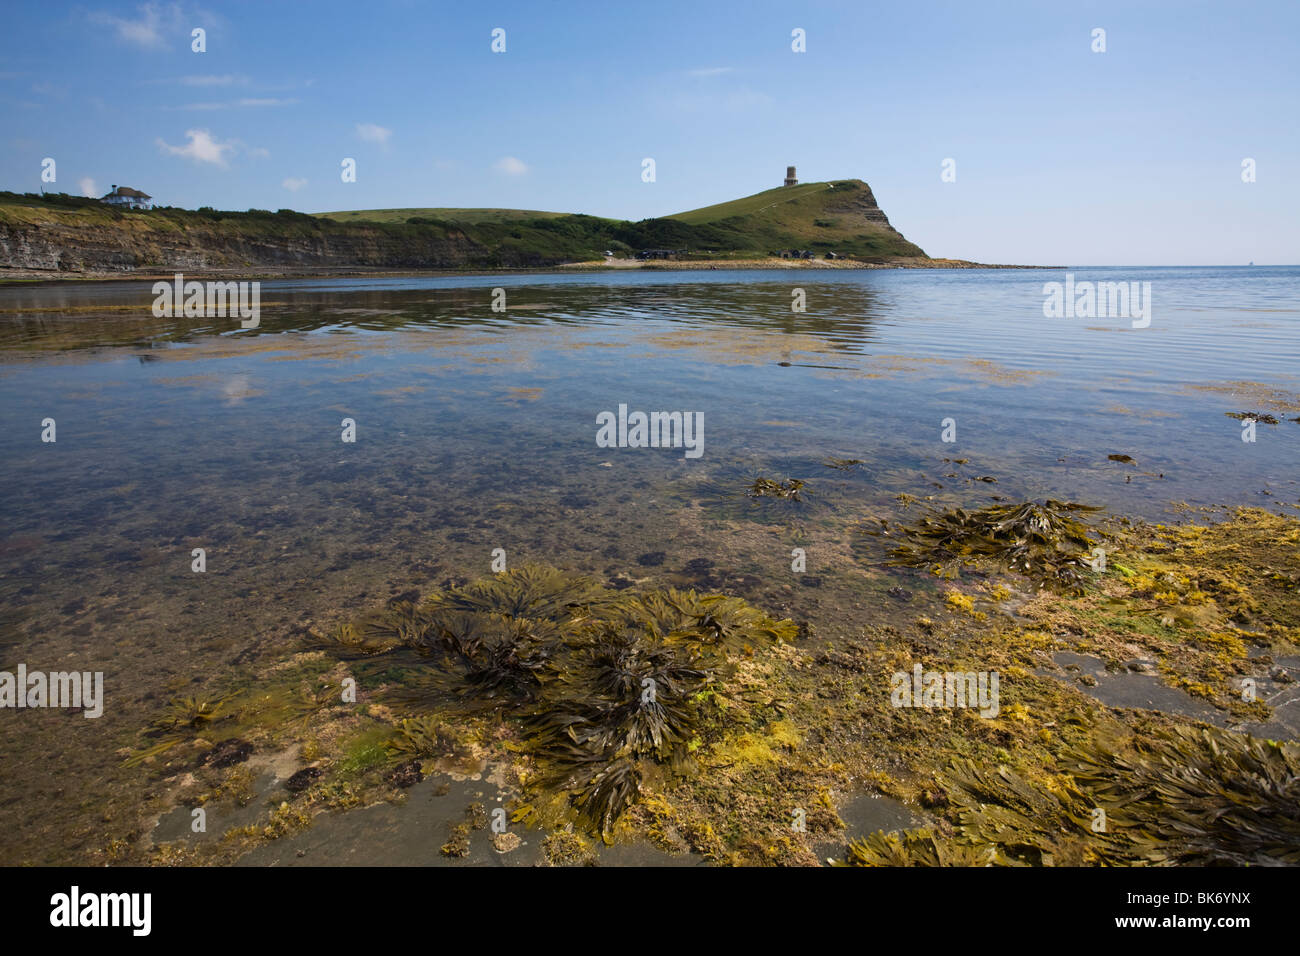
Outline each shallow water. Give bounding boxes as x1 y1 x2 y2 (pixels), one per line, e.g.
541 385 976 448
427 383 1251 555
1 266 1297 863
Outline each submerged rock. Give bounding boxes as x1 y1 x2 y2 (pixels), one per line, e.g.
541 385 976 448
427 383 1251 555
197 738 253 769
285 766 323 793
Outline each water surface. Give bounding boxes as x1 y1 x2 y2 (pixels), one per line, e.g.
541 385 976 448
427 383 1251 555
1 266 1297 863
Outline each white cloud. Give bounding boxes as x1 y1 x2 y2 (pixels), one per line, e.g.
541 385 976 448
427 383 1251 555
91 2 184 49
166 97 298 111
282 177 307 192
179 74 246 87
659 87 774 114
156 128 234 167
78 177 98 198
355 123 392 146
494 156 528 176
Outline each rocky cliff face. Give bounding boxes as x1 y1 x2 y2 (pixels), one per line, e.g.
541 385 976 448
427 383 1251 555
826 182 898 229
0 217 523 274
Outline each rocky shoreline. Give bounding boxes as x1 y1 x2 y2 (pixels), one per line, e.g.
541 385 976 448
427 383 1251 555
0 258 1051 285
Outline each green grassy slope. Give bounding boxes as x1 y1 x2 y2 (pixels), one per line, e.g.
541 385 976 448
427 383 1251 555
667 179 925 257
1 177 928 271
670 181 834 223
313 178 925 259
317 207 579 225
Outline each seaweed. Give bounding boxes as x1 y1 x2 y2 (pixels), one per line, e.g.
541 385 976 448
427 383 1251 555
387 715 454 759
746 477 805 500
150 693 240 733
839 724 1300 867
822 458 866 471
1225 411 1280 425
837 829 1001 867
324 564 799 838
123 692 243 768
1065 725 1300 866
865 499 1104 593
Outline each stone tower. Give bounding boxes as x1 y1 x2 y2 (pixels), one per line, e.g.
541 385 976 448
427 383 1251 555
784 166 798 187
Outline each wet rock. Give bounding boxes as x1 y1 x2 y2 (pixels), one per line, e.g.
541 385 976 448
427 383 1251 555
466 802 488 830
285 766 323 793
492 832 522 853
197 738 253 769
388 760 423 788
920 789 949 809
441 823 471 857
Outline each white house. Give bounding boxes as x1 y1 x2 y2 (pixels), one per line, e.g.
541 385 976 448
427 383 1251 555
101 185 153 210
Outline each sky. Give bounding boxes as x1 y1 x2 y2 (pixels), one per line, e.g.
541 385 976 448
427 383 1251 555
1 0 1297 265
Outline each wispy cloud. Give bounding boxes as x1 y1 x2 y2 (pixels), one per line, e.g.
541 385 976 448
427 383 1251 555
90 2 186 49
355 122 392 146
166 97 298 111
178 74 247 87
494 156 528 176
155 128 234 167
78 177 99 198
282 176 307 191
657 87 774 114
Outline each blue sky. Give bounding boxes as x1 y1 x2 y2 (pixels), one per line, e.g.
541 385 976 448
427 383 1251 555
1 0 1297 264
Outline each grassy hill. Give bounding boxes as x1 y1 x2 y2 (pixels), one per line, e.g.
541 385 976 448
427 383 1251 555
312 178 926 260
318 207 575 225
0 178 928 273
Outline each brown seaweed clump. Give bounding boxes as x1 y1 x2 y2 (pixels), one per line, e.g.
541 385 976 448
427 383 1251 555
839 723 1300 867
746 477 806 500
1225 411 1281 425
822 458 866 471
866 499 1104 593
324 563 800 839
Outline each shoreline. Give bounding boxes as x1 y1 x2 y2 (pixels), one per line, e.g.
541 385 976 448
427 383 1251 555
0 257 1056 287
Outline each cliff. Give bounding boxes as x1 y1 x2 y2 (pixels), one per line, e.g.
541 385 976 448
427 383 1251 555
0 178 928 275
